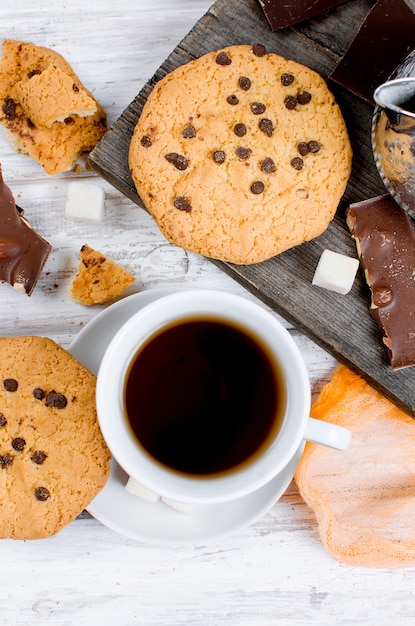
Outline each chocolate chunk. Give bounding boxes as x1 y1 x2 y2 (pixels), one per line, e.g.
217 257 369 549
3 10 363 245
281 73 294 86
0 414 7 427
31 451 47 465
12 437 26 452
227 95 239 105
298 142 310 156
251 102 266 115
238 76 251 91
174 197 192 212
233 123 247 137
0 166 51 296
216 51 231 66
330 0 415 105
236 147 252 160
258 0 347 31
182 125 196 139
284 96 297 110
45 390 67 409
212 150 226 164
33 387 45 400
27 69 41 79
260 158 276 173
64 116 75 125
346 194 415 369
3 379 18 392
308 140 321 153
251 181 265 194
72 83 79 93
35 487 50 501
297 92 312 105
2 98 16 121
165 153 188 171
141 135 152 147
291 157 304 170
259 118 274 137
252 43 266 57
0 453 13 469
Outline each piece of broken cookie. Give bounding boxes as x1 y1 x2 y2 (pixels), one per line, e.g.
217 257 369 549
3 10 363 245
0 40 107 174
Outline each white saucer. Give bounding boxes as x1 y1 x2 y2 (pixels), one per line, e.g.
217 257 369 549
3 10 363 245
69 289 304 546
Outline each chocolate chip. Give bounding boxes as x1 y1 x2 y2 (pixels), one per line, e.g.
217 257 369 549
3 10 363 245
251 102 266 115
35 487 50 501
2 98 16 121
213 150 226 164
298 142 310 156
216 51 231 66
31 451 47 465
307 140 321 153
33 388 45 400
284 96 297 110
27 118 35 128
45 390 67 409
27 69 41 79
72 83 80 92
64 117 75 125
0 414 6 427
165 153 188 171
234 123 247 137
236 146 252 160
291 157 304 170
281 73 295 86
252 43 266 57
141 135 152 147
297 91 312 105
227 94 239 105
0 454 13 469
251 181 265 194
174 197 192 212
259 118 274 137
4 379 18 392
182 125 196 139
238 76 251 91
12 437 26 452
260 158 276 173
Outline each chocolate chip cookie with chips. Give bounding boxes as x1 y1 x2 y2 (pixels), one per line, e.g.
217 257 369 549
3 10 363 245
129 44 352 265
0 336 111 539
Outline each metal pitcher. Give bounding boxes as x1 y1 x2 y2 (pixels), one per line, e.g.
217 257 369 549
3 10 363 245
372 49 415 219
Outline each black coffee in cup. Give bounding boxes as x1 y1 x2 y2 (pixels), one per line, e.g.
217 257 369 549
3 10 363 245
124 317 286 476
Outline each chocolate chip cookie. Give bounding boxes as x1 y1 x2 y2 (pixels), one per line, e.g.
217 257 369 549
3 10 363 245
129 44 352 264
0 40 107 175
0 336 111 539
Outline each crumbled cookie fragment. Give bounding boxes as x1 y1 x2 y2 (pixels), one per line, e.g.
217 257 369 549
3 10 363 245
70 244 135 305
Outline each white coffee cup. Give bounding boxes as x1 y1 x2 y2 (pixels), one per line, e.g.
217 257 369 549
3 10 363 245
96 289 350 505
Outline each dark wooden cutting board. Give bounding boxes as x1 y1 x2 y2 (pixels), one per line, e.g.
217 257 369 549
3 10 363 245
89 0 415 416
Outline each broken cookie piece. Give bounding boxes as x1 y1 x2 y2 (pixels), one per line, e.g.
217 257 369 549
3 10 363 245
12 65 98 128
346 194 415 369
70 244 135 305
0 40 107 175
0 164 51 295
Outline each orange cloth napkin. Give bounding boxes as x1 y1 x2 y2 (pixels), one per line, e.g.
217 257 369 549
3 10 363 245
295 365 415 568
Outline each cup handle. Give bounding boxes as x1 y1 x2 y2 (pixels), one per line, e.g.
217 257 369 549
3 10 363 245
304 417 351 451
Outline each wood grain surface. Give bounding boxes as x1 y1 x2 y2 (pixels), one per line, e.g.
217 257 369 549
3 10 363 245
90 0 415 417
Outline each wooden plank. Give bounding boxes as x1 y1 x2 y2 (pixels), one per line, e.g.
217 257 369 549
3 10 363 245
89 0 415 417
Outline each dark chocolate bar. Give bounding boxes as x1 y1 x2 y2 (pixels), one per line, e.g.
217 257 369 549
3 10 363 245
330 0 415 105
257 0 348 31
0 166 52 295
346 194 415 369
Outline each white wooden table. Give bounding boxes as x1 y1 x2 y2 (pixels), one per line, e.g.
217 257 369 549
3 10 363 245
1 1 415 624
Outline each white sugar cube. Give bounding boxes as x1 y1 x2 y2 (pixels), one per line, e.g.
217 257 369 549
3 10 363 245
312 249 359 295
124 476 160 503
65 181 105 223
